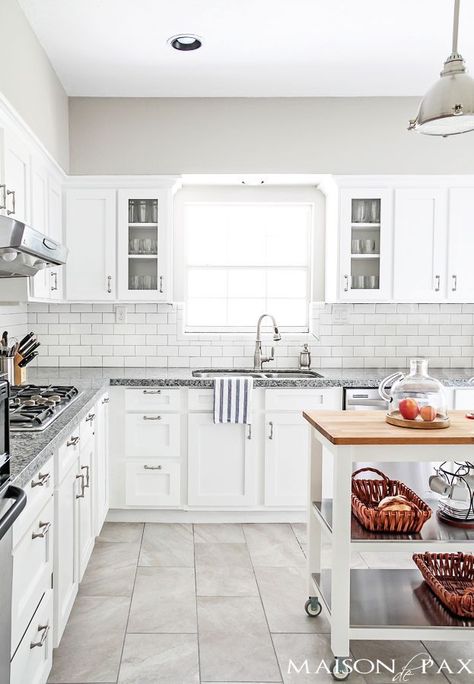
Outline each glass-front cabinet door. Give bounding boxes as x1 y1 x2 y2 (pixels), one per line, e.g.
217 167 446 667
339 188 392 301
117 189 171 300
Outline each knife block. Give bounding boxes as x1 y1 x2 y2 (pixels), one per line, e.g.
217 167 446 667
14 353 26 385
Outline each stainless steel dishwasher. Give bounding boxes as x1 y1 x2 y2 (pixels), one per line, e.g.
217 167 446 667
343 386 433 498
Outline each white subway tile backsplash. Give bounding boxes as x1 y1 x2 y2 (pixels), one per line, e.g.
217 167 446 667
20 302 474 369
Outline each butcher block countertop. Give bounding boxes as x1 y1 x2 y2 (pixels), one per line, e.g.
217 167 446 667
302 410 474 445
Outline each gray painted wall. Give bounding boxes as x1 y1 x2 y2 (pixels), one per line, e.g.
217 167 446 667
0 0 69 169
69 96 474 175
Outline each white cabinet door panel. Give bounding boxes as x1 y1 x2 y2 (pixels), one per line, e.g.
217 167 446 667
448 188 474 301
94 394 109 534
53 458 78 647
66 189 116 300
393 188 447 301
264 413 309 507
1 128 30 224
125 461 180 506
125 412 180 459
10 590 53 684
188 413 256 506
77 442 94 580
47 176 64 299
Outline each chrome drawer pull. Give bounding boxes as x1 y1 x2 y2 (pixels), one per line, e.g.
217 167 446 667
30 623 50 649
102 397 110 404
85 413 96 423
144 464 162 470
75 473 85 498
107 275 112 293
143 389 161 394
32 521 52 539
81 464 90 488
6 189 15 215
67 435 80 447
247 424 252 440
143 415 162 420
31 471 51 488
268 421 274 439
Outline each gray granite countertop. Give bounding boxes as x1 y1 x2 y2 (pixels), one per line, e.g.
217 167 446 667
10 383 108 488
11 366 474 487
26 366 474 389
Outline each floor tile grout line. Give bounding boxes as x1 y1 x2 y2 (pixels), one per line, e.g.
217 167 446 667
420 641 452 684
244 523 285 684
192 524 203 684
114 522 145 684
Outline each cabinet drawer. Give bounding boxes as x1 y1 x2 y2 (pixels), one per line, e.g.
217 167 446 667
13 454 54 547
12 496 53 656
80 408 97 445
188 389 214 411
125 461 181 506
125 412 180 459
57 429 81 483
125 388 180 411
265 388 341 411
11 589 53 684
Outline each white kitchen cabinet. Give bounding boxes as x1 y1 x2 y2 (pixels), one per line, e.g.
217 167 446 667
77 438 95 580
30 158 50 299
53 456 79 647
264 412 309 507
65 188 116 300
447 188 474 301
453 389 474 409
338 188 392 301
188 413 256 506
125 460 181 506
0 127 30 224
94 394 109 534
46 175 64 300
10 590 53 684
125 412 181 459
117 189 172 300
393 188 447 302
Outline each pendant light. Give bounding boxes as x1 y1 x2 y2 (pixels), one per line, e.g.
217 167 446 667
408 0 474 136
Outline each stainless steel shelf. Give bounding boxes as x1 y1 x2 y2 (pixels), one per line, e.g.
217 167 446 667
312 570 474 629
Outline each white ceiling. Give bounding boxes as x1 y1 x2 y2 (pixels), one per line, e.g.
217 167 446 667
19 0 474 97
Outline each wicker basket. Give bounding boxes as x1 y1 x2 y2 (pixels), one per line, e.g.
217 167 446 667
351 467 432 534
413 552 474 618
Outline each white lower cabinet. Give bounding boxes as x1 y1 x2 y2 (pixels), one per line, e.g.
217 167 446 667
188 413 256 506
77 438 95 581
11 496 54 656
264 412 309 507
125 460 180 506
125 412 180 459
10 590 53 684
93 394 109 535
53 456 79 647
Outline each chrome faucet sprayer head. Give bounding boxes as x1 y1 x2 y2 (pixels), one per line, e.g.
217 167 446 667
273 327 281 342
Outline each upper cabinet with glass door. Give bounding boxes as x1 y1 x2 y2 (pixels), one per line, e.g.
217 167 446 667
338 188 392 301
117 189 172 300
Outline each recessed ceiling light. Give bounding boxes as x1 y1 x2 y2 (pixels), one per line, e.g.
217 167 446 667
168 34 202 51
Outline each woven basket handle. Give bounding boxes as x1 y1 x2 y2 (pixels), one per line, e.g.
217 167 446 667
352 467 390 481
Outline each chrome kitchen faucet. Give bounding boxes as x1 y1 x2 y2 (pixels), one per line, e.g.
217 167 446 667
253 313 281 370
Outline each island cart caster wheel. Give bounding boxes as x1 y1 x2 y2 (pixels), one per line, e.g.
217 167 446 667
331 657 351 681
304 597 322 617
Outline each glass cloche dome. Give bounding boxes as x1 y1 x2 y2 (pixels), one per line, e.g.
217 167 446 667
379 359 449 426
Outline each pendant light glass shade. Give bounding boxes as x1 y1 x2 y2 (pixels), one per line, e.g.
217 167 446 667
409 0 474 136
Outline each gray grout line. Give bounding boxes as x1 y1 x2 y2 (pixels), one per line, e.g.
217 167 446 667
244 523 285 684
115 522 145 684
192 523 203 684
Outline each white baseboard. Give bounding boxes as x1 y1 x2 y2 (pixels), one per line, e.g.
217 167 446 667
106 508 307 523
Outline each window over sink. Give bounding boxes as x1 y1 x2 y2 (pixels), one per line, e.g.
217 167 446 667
184 201 312 332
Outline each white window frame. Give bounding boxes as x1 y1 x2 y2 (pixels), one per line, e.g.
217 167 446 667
184 201 313 334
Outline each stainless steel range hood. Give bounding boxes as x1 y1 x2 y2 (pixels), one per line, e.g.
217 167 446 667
0 215 67 277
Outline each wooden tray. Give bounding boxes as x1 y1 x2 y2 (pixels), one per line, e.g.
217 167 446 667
386 411 450 429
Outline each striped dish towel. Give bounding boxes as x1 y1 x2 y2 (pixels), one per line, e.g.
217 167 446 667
213 377 253 424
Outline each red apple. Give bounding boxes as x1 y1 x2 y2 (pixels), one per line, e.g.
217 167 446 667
398 398 420 420
420 405 437 422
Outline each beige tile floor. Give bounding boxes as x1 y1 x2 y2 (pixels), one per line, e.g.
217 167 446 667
48 523 470 684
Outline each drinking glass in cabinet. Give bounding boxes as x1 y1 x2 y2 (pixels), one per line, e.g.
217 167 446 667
128 199 158 223
129 274 157 290
361 239 375 253
351 239 361 254
351 198 380 223
365 275 379 289
352 275 365 289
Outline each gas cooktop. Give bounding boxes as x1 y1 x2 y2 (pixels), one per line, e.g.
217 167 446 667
9 385 81 432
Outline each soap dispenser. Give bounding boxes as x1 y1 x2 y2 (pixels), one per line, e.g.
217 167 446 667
299 344 311 369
